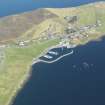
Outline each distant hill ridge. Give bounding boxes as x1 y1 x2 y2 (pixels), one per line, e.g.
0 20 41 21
0 8 58 42
0 2 105 43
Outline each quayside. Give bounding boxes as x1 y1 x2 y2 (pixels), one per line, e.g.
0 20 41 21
39 47 74 63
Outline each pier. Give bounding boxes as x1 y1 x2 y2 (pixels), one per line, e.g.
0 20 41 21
39 50 74 64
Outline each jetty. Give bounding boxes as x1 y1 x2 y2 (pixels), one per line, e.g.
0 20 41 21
32 43 75 65
40 49 74 64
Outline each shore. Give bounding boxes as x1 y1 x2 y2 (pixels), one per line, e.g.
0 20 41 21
39 49 74 64
5 33 105 105
6 39 60 105
31 43 63 64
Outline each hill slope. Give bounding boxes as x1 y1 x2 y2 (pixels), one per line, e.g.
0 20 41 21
0 9 58 42
1 2 105 43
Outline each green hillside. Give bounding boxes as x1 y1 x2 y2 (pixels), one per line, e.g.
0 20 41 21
0 9 58 42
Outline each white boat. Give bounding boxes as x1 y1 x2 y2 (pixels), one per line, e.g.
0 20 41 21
44 54 53 59
48 51 58 55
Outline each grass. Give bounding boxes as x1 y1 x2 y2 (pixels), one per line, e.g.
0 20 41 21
0 8 57 42
77 6 96 26
0 39 60 105
47 3 105 28
20 17 67 41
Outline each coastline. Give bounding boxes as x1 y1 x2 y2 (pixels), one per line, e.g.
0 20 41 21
8 42 60 105
9 34 105 105
32 33 105 65
32 44 63 65
5 33 105 105
8 34 105 105
39 49 74 64
7 33 105 105
8 65 32 105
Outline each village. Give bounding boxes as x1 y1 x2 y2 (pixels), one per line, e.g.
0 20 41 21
15 14 102 48
0 14 102 65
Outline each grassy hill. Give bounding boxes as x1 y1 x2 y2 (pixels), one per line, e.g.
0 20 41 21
46 2 105 29
0 9 58 42
46 2 105 44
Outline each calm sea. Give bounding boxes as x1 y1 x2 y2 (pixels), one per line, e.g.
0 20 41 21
0 0 104 17
3 0 104 105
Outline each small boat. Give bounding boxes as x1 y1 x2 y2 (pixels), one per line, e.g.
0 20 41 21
44 54 53 59
40 49 74 63
48 51 58 55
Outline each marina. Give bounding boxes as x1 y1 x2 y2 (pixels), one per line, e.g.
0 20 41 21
39 46 74 63
39 49 73 63
12 37 105 105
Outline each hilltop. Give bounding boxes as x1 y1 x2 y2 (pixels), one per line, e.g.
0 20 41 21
0 9 58 42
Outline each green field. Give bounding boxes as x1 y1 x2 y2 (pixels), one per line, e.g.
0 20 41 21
47 2 105 32
0 39 59 105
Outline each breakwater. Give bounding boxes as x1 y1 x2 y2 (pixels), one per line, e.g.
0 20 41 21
39 50 73 64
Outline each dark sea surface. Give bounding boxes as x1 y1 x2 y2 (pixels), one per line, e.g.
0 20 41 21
12 36 105 105
0 0 104 17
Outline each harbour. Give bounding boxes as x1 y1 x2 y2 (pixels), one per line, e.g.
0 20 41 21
12 36 105 105
39 47 74 64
